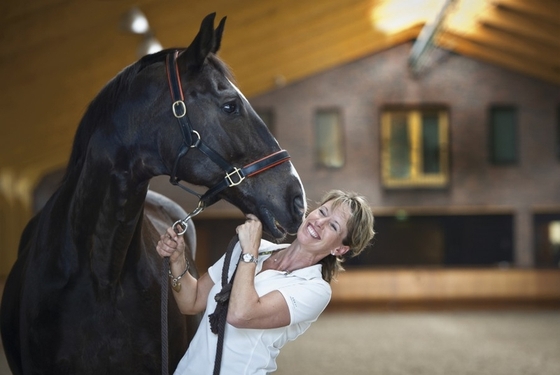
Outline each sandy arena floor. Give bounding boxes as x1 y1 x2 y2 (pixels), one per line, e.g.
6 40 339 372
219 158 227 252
274 310 560 375
1 309 559 374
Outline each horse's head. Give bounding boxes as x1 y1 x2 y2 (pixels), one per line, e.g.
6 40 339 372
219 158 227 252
128 13 305 238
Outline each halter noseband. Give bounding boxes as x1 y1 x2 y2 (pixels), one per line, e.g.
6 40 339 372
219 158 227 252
165 50 291 234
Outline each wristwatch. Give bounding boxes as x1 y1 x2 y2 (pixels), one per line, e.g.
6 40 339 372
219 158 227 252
241 253 258 264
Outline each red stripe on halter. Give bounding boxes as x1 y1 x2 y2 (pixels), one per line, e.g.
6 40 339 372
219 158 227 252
173 53 185 101
243 150 291 177
166 51 185 102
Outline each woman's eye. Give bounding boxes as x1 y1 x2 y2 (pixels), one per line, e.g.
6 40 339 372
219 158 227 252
222 101 237 114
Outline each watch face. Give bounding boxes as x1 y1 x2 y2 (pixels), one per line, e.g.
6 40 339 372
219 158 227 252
243 253 255 263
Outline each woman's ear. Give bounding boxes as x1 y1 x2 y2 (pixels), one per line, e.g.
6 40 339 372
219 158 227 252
333 246 350 256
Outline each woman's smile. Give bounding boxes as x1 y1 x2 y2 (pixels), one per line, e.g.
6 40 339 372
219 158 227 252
307 224 320 239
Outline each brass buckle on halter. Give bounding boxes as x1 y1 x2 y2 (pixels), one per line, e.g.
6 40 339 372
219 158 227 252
172 101 186 118
225 167 245 187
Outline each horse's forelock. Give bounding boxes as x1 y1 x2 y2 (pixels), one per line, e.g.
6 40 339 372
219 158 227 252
207 54 235 85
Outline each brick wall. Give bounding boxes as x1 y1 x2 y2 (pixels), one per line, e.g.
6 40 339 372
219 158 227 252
249 42 560 266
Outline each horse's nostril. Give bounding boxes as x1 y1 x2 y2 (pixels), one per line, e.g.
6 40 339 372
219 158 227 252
293 195 305 217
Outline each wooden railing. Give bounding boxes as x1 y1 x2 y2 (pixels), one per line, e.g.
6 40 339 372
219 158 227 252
330 268 560 309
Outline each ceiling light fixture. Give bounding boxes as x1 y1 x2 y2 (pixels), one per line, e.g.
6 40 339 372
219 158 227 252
120 7 163 57
120 7 150 34
138 34 163 56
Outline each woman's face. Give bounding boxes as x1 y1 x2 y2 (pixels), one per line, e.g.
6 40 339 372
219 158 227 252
297 199 351 256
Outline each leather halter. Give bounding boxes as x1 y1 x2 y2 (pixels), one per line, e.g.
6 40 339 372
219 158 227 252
165 50 291 231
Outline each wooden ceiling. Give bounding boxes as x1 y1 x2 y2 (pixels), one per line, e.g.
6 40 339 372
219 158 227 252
0 0 558 186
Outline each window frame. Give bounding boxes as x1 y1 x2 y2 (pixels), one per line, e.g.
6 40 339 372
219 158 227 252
314 107 345 169
489 105 518 165
381 106 450 188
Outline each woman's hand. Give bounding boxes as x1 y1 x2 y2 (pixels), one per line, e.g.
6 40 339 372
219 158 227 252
228 214 292 329
156 226 185 264
236 214 262 256
155 225 215 316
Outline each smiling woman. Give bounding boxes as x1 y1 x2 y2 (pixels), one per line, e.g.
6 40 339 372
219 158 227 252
155 189 375 374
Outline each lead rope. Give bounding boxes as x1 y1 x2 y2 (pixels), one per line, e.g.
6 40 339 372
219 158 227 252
160 235 237 375
208 234 239 375
162 257 170 375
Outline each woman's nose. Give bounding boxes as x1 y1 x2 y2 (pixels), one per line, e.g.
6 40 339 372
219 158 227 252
315 217 327 228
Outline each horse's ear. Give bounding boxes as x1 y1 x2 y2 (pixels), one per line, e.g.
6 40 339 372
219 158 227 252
212 16 227 54
180 12 218 71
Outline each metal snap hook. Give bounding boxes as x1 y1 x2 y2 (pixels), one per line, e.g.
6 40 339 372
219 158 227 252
172 201 205 235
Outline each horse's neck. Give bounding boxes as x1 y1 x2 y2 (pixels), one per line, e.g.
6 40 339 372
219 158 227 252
70 159 149 288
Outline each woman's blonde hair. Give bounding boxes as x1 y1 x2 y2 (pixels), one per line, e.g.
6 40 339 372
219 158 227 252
317 190 375 282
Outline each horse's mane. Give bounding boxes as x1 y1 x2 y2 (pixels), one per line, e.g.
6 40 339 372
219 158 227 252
60 51 169 186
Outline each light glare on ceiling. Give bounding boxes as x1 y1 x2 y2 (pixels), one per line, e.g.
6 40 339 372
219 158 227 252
121 7 163 57
371 0 446 34
121 7 150 34
138 35 163 56
131 17 149 34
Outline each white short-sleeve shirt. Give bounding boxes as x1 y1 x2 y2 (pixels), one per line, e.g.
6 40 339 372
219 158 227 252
173 239 332 375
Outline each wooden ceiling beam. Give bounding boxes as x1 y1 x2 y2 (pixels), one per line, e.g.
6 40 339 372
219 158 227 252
466 24 560 67
240 26 421 97
490 0 560 26
478 6 560 48
213 0 376 57
0 0 144 60
0 25 137 168
223 2 375 63
146 0 362 54
1 0 76 22
436 31 560 85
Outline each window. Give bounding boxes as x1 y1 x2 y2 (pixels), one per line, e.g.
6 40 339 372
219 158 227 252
381 107 449 188
345 214 513 267
254 108 275 136
489 106 518 164
315 109 344 168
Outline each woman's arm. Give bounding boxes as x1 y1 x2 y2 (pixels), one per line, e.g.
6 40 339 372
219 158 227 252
226 215 291 329
157 227 214 315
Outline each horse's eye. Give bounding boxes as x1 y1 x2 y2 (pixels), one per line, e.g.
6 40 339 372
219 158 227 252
222 101 237 114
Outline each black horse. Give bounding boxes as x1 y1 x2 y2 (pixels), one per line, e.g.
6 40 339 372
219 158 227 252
1 13 306 375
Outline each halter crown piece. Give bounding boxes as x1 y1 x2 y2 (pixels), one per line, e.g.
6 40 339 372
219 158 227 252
165 50 291 235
